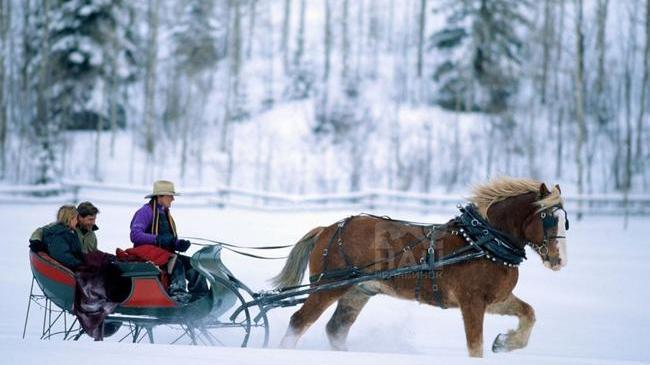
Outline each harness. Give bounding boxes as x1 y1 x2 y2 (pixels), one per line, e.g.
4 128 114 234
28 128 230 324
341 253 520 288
308 204 568 307
456 204 526 266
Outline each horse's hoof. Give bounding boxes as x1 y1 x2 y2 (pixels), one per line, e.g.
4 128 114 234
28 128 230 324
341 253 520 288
492 333 509 353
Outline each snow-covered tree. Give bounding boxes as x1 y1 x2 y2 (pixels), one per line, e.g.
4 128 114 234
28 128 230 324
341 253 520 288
46 0 136 130
430 0 531 113
22 0 137 182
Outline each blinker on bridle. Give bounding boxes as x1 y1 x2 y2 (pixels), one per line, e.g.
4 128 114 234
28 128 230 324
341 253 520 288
529 205 569 258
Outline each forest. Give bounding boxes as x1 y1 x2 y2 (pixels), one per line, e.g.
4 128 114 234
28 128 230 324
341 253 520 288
0 0 647 196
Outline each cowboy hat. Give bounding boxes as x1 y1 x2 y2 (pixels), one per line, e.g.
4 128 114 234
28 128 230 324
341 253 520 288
145 180 180 199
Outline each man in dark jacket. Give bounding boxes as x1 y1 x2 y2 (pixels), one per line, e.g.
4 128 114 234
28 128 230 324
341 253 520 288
130 180 208 300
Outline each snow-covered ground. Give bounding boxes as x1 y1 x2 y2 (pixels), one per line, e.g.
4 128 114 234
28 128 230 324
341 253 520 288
1 203 649 364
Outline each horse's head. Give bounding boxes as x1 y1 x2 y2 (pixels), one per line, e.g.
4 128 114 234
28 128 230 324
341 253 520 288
472 178 569 271
521 183 569 271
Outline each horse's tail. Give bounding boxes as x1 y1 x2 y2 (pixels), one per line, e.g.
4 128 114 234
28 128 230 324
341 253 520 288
271 226 325 289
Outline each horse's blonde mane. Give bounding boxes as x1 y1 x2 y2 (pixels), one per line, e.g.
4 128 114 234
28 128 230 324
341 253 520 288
470 177 563 218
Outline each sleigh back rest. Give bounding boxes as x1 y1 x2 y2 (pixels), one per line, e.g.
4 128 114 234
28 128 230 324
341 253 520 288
29 251 75 312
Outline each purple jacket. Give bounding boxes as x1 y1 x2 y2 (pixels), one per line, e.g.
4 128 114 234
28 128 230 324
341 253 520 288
129 203 179 249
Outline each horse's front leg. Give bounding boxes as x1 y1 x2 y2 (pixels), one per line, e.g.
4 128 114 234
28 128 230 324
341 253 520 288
459 299 487 357
487 293 536 353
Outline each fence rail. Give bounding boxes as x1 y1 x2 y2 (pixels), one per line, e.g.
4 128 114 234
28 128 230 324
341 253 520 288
0 181 649 216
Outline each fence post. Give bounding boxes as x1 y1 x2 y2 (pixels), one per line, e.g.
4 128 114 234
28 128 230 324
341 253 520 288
216 187 227 209
365 192 376 211
62 182 80 205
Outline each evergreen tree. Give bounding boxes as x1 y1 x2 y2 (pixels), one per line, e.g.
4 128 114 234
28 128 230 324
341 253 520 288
29 0 137 132
22 0 137 182
172 0 224 78
430 0 531 113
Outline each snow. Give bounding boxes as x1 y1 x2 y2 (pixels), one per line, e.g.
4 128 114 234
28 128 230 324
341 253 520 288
1 202 649 364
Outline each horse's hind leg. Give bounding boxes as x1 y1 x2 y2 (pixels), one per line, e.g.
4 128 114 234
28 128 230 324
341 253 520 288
325 287 371 351
487 293 536 353
279 288 349 349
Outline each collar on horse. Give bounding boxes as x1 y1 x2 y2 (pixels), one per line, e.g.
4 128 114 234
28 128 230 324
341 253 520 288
456 204 527 266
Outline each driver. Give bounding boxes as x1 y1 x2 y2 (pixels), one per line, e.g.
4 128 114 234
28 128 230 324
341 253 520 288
129 180 208 301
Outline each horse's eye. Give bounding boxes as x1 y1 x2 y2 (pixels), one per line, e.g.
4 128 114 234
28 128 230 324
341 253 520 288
540 212 546 219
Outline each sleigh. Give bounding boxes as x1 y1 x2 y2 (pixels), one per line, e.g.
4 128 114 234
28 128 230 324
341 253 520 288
23 245 269 347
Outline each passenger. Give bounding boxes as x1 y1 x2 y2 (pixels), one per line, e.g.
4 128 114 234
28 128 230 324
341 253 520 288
41 205 84 271
30 201 101 254
76 201 100 254
129 180 208 301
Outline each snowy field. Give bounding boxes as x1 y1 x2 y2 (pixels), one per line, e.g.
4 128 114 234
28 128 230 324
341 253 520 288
1 203 649 364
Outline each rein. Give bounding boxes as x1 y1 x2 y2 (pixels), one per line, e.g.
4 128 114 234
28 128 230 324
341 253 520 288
180 236 291 260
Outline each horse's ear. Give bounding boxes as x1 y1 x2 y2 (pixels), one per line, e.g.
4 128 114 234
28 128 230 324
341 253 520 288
554 184 562 194
540 183 550 197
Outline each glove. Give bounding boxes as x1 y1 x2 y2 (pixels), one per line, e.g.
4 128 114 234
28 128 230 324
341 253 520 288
176 239 191 252
156 234 175 249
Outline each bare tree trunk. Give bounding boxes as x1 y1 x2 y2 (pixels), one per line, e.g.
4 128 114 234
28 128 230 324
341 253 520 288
222 0 243 187
180 79 190 183
109 12 123 158
36 0 53 184
368 0 379 80
6 0 18 181
127 86 136 184
263 0 274 108
554 0 565 178
387 0 395 52
623 3 638 195
526 93 537 178
391 108 403 190
143 0 160 182
423 120 433 192
94 86 104 180
293 0 305 68
18 0 33 182
416 0 427 79
540 0 554 104
415 0 427 102
323 0 331 82
246 0 257 59
341 0 350 83
354 0 364 83
281 0 291 74
574 0 587 218
595 0 608 112
636 0 650 169
0 0 8 178
263 139 273 192
486 119 495 179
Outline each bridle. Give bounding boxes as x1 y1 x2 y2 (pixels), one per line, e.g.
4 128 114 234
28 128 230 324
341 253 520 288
523 204 570 259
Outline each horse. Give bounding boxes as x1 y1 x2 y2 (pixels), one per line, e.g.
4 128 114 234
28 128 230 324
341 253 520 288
271 177 569 357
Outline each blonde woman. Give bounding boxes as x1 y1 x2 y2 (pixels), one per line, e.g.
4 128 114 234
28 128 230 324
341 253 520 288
42 205 85 270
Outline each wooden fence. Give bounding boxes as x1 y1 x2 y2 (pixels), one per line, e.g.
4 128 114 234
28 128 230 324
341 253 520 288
0 180 649 216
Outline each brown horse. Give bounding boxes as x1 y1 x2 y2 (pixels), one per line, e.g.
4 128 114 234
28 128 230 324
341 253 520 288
271 177 568 357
